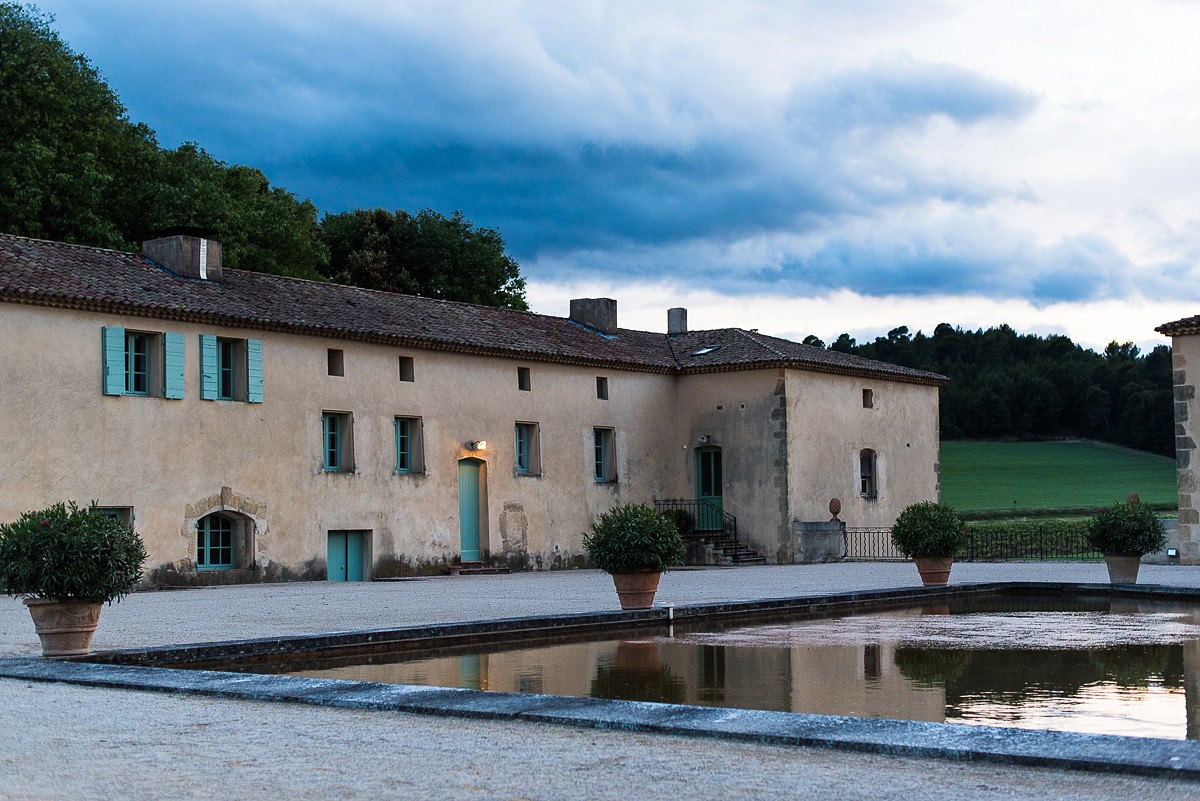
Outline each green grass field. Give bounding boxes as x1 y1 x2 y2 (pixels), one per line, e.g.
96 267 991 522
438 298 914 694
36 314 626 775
939 440 1176 515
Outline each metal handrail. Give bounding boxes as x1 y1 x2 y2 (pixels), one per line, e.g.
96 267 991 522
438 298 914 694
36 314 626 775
654 498 740 556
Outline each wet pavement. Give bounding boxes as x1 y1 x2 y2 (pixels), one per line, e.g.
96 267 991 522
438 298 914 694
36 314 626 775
4 562 1200 800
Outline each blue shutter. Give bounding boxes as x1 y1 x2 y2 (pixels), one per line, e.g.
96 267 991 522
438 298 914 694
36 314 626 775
163 332 185 399
102 327 126 395
199 334 218 400
246 339 263 403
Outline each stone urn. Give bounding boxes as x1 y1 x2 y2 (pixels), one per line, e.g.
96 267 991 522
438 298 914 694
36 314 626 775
23 598 103 657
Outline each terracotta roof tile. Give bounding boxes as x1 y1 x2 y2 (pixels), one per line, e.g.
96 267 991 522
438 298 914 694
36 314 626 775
1156 316 1200 336
0 233 946 385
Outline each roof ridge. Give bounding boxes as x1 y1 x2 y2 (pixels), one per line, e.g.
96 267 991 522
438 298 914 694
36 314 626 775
0 231 140 259
734 327 789 359
0 232 948 385
0 232 560 325
222 267 569 322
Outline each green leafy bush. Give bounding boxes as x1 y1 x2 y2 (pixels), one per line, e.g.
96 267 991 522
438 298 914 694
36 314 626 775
0 502 147 603
659 508 694 536
584 503 686 575
1084 499 1167 556
890 501 966 559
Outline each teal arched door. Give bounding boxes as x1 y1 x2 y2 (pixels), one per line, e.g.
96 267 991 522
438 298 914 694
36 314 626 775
458 459 483 561
696 447 723 530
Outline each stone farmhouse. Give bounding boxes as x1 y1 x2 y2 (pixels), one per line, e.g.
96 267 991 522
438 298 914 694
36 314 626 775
0 231 945 584
1156 314 1200 564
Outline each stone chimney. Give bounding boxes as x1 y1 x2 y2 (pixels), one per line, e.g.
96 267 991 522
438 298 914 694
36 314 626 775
142 228 222 281
569 298 618 334
667 307 687 335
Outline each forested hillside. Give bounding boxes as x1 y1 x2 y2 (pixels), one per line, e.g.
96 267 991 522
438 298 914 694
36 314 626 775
809 325 1173 456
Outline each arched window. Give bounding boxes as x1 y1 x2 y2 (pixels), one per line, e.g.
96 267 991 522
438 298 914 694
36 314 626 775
859 449 878 499
197 513 235 570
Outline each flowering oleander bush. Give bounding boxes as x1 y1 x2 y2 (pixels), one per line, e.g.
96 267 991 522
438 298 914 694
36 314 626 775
0 501 147 603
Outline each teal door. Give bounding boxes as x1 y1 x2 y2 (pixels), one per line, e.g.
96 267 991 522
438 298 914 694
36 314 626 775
458 459 482 561
696 447 723 530
327 530 365 581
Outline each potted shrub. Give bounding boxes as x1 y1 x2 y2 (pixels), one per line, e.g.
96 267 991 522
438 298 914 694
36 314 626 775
0 501 147 656
890 501 966 586
584 503 686 609
1084 495 1166 584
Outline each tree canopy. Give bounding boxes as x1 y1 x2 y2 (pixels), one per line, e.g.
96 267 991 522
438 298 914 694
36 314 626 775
0 3 329 278
0 2 528 300
0 3 154 250
824 324 1173 455
321 208 527 309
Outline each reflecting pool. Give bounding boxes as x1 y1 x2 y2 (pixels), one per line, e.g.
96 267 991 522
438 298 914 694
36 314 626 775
276 596 1200 740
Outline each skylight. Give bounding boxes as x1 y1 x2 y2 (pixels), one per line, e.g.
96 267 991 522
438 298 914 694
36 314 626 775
691 345 720 356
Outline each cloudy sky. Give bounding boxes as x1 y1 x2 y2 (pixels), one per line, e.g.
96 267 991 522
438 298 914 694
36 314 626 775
37 0 1200 350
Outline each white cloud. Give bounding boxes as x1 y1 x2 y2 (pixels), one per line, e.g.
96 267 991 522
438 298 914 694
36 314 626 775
527 279 1188 353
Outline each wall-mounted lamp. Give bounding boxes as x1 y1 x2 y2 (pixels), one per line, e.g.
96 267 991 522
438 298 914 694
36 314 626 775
469 440 488 451
1168 547 1179 558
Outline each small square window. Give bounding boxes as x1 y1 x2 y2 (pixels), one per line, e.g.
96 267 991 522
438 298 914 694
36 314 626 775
93 506 133 527
515 422 541 475
863 388 874 409
398 356 415 382
518 366 531 391
394 416 423 473
322 411 354 472
596 376 609 400
593 427 615 482
328 349 345 377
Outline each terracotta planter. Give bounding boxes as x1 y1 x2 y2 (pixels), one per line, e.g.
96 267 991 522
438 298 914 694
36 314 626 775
913 557 953 587
610 571 662 609
23 598 102 657
1104 553 1142 584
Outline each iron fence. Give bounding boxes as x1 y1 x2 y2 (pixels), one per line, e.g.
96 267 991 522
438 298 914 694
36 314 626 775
844 523 1104 562
845 527 904 560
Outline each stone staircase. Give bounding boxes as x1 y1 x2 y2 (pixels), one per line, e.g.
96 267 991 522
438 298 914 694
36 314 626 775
689 530 767 566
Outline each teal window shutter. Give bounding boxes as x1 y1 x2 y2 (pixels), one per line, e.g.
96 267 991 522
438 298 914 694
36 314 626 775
163 332 185 398
102 327 126 395
199 334 218 400
247 339 263 403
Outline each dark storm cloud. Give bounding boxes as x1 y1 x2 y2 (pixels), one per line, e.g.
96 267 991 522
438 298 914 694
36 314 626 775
37 0 1153 305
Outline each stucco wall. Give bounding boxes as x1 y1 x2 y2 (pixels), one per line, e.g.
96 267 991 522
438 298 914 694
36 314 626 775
0 304 677 581
1171 335 1200 563
672 369 791 561
785 370 940 532
1 301 943 581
